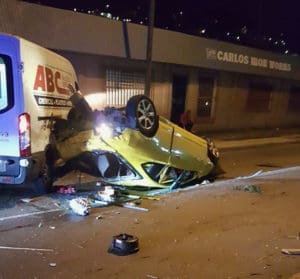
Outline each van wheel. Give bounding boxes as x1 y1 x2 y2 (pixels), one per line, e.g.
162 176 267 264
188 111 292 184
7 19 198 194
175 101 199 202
32 145 56 194
40 162 55 193
31 165 54 195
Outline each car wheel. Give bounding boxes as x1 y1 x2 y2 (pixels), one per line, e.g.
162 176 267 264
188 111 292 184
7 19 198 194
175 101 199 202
126 95 159 137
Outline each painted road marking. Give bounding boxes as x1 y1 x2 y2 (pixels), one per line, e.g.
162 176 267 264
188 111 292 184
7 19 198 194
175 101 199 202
0 208 63 222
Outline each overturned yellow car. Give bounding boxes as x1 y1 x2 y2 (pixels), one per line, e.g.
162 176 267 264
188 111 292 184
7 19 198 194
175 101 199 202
45 93 220 191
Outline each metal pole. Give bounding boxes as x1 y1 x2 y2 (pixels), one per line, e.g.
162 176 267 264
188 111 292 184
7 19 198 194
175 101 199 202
145 0 155 97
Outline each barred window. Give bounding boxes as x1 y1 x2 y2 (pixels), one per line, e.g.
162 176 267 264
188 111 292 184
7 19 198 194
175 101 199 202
288 86 300 112
246 83 272 112
106 69 145 107
197 76 215 118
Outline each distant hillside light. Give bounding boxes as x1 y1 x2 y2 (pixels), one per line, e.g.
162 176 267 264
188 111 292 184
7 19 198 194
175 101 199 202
241 26 247 34
20 0 299 56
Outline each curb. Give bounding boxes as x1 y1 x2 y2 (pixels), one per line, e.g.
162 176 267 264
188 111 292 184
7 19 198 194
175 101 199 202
215 135 300 150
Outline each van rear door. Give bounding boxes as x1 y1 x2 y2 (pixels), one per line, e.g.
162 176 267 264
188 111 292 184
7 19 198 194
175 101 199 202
0 34 25 184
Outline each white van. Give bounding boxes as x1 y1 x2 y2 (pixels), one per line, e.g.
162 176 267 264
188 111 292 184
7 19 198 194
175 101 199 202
0 33 77 189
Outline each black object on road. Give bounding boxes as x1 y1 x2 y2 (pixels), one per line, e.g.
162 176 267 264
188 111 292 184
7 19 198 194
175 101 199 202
108 233 139 256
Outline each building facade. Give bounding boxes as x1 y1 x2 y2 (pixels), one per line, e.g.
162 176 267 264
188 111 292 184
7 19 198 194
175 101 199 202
1 0 300 132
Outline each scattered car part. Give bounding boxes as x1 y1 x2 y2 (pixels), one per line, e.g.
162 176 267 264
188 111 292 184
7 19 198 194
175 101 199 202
121 202 149 211
69 197 90 216
97 186 116 202
108 233 139 256
281 249 300 255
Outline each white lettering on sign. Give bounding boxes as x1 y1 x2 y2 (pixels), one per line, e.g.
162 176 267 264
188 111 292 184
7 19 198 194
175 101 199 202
38 97 54 105
269 60 291 71
206 48 292 72
250 57 268 68
33 95 72 108
217 51 249 64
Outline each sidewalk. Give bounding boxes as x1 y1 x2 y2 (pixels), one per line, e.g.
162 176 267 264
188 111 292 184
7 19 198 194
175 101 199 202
215 134 300 150
203 127 300 150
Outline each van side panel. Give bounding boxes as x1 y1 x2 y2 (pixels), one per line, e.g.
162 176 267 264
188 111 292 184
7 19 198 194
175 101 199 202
20 39 77 154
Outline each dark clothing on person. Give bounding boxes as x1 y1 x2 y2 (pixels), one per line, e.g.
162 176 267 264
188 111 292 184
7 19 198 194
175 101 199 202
180 110 193 131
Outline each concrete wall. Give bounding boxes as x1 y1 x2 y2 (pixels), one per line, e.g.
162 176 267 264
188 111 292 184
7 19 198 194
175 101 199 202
1 0 300 131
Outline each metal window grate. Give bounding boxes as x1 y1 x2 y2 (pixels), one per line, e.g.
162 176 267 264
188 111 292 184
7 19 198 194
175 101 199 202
106 69 145 107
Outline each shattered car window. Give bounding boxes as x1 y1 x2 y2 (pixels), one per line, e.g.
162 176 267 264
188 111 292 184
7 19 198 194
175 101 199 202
142 162 200 186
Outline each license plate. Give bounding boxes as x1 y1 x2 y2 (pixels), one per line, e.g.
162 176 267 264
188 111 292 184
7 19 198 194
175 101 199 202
0 160 6 172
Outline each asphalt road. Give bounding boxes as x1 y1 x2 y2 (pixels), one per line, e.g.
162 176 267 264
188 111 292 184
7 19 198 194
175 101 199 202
0 142 299 278
0 142 299 227
220 142 300 179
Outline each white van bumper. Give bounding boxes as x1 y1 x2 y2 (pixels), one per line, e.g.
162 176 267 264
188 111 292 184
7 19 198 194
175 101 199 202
0 157 31 184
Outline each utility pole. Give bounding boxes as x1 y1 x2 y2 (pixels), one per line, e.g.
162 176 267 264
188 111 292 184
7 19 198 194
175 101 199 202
145 0 155 97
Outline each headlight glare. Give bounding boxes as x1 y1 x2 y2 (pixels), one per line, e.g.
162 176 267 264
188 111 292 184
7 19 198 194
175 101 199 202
95 123 113 140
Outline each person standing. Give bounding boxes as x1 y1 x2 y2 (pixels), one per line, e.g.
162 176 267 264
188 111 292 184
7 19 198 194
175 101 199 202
180 110 193 131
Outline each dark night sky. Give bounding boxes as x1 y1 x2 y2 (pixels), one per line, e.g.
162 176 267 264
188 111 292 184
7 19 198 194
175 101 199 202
22 0 300 55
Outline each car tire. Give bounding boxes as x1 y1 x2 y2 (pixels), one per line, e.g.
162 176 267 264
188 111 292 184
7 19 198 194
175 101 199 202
125 95 159 137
